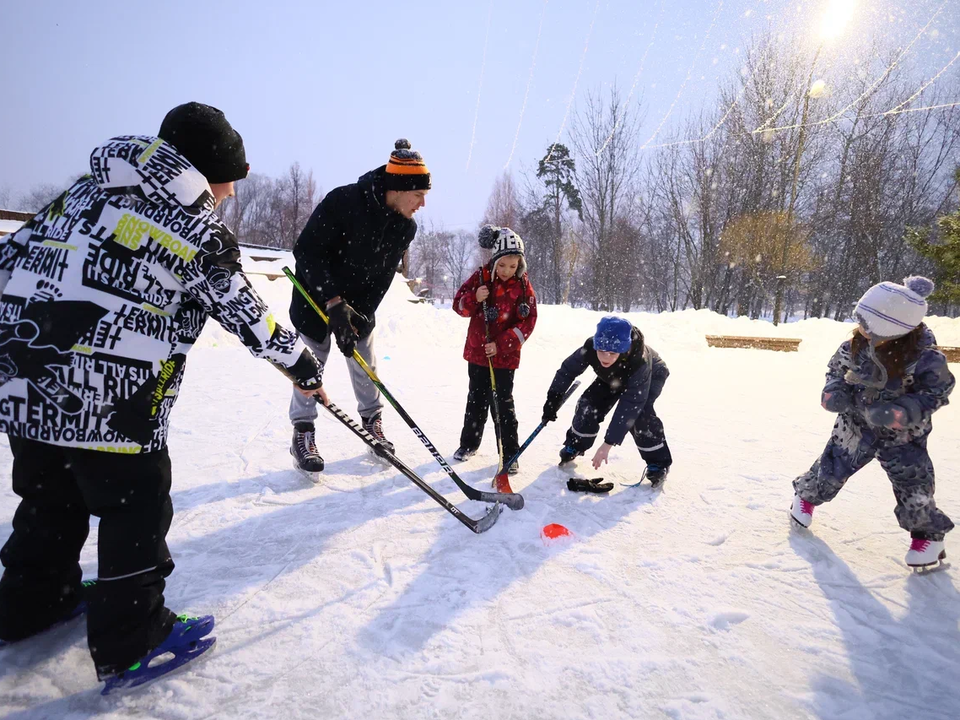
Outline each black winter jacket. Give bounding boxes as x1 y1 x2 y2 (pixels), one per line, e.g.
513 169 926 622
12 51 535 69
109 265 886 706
548 327 669 445
290 166 417 342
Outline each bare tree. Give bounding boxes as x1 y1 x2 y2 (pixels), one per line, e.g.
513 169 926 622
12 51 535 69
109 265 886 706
17 183 65 213
444 230 479 292
569 85 643 310
482 171 522 229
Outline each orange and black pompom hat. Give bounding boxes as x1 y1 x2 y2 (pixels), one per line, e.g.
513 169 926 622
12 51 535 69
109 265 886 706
383 138 431 191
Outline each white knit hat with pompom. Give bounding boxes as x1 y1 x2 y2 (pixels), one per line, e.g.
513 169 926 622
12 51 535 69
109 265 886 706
853 276 935 340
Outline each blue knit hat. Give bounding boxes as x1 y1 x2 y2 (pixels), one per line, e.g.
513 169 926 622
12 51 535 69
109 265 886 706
594 316 632 353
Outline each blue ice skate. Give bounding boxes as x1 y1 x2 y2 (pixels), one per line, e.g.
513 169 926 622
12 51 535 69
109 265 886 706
100 614 216 695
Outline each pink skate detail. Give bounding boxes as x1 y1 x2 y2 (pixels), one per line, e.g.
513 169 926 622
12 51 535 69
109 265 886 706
800 499 815 516
910 538 930 553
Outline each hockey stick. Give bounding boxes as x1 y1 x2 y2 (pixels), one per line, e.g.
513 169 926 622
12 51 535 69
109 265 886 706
492 380 581 489
482 301 506 476
320 400 501 533
480 273 509 491
283 266 524 511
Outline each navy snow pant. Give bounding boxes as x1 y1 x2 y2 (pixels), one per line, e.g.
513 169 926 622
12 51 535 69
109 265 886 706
0 438 177 676
562 373 672 468
793 413 954 540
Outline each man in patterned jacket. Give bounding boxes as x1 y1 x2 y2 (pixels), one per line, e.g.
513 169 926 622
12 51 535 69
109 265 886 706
0 103 326 689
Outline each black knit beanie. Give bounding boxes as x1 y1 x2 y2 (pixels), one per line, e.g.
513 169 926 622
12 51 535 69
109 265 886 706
158 102 249 184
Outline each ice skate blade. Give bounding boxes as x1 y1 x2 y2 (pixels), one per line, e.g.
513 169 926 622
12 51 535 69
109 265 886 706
909 551 948 573
101 637 216 696
292 458 323 484
789 511 810 529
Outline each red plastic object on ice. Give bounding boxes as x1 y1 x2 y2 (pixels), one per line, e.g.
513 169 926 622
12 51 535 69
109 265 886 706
541 523 572 545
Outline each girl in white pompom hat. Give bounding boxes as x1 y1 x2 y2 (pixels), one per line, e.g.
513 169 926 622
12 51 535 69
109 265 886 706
790 276 956 570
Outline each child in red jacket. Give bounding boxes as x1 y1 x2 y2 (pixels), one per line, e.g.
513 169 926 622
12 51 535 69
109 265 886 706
452 226 537 474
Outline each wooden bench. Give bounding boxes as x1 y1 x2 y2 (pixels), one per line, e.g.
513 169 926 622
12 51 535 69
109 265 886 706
705 335 802 352
935 346 960 363
245 270 284 281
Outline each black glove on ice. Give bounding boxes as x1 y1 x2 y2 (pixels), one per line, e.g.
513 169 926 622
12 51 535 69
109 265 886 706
567 477 613 494
327 301 367 357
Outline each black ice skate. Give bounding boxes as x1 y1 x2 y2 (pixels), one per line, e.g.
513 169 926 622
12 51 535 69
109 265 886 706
362 412 394 454
291 423 324 481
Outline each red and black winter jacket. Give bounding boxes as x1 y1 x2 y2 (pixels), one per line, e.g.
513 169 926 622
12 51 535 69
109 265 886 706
453 267 537 370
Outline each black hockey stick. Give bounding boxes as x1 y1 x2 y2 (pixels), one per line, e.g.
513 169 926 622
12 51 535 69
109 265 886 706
320 400 501 534
284 266 524 511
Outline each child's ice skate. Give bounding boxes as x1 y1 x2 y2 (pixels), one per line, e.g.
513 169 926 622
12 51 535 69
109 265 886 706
905 537 947 571
790 494 814 528
99 614 216 695
645 464 669 488
558 445 581 465
452 446 477 462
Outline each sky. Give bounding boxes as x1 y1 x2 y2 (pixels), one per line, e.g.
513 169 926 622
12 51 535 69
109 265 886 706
1 0 958 232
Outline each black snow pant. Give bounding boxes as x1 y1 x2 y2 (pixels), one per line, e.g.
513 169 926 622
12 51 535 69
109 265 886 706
459 362 520 460
563 374 673 468
0 438 177 677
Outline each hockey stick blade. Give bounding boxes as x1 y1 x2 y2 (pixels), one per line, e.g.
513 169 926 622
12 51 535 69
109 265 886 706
320 400 501 533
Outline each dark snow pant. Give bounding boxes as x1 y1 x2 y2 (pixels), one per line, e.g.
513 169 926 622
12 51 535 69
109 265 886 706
793 413 954 541
459 362 519 460
0 438 177 676
563 374 673 468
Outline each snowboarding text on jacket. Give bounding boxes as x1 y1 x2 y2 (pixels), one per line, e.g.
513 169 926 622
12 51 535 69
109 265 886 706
0 136 323 453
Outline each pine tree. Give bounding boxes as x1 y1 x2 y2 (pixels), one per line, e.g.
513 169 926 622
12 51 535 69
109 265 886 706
534 143 582 303
908 169 960 306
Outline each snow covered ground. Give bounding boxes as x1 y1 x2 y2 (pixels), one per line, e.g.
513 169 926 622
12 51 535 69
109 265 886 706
2 252 959 719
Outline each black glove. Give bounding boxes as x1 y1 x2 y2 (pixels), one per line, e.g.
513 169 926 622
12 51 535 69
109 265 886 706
542 390 564 423
567 477 613 494
327 301 367 357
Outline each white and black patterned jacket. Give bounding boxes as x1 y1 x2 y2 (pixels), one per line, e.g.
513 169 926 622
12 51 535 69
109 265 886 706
0 136 323 453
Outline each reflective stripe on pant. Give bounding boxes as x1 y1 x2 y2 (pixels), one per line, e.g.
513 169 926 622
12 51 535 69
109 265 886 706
289 330 383 425
563 373 672 467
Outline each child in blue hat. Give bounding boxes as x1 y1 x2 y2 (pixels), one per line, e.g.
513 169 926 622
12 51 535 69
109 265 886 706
541 316 673 486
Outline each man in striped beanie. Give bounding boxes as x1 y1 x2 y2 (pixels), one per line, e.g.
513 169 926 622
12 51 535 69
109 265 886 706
287 139 431 477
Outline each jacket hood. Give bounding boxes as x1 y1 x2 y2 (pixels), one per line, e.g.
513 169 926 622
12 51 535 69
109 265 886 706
357 166 389 212
89 135 214 210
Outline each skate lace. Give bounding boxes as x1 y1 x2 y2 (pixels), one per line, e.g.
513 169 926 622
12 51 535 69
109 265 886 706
298 430 319 456
910 538 931 552
800 499 815 515
365 417 385 440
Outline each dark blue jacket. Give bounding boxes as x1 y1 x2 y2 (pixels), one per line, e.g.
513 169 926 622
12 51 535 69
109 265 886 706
549 327 668 445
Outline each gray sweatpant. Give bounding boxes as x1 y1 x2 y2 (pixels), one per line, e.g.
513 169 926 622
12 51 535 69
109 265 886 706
289 332 382 425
